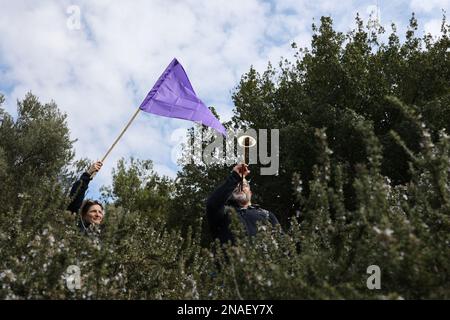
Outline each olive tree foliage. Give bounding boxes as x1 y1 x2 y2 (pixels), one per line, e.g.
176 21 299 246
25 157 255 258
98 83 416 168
0 13 449 299
227 14 450 223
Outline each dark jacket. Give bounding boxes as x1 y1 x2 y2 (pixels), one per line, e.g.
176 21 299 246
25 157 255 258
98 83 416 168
206 171 279 244
67 172 101 236
67 172 92 213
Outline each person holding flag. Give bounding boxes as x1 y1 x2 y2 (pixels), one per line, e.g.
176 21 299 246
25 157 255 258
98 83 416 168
66 58 226 236
67 161 104 236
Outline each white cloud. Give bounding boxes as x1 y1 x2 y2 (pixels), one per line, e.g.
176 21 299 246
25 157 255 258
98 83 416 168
0 0 445 196
410 0 449 13
424 18 445 36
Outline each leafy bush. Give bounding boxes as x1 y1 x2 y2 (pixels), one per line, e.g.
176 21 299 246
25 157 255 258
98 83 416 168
0 14 449 299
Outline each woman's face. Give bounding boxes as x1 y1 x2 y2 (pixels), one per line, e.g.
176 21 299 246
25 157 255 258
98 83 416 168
83 204 104 225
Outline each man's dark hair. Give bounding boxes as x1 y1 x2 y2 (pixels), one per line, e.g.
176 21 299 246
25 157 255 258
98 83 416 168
80 199 103 217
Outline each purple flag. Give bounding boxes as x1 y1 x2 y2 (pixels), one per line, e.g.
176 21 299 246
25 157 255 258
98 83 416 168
139 58 226 136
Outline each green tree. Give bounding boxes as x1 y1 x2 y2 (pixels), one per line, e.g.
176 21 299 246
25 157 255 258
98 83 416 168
166 121 233 245
0 92 75 228
101 157 174 221
231 14 450 222
1 13 449 300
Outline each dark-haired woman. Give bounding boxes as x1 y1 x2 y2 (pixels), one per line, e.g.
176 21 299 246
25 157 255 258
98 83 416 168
67 161 104 235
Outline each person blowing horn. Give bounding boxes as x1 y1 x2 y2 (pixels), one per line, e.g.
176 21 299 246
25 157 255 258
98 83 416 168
206 163 280 245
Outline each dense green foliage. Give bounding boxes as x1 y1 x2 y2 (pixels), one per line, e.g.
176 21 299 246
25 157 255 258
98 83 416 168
0 15 449 299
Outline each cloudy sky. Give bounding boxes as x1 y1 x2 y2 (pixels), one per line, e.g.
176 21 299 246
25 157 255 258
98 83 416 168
0 0 448 197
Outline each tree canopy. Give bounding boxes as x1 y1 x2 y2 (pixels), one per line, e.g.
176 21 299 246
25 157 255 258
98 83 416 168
0 14 449 299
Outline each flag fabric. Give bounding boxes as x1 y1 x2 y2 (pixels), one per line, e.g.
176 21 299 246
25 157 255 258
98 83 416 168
139 58 226 136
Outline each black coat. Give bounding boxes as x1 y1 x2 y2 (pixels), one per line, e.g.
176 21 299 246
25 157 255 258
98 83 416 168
206 171 279 244
67 172 92 214
67 172 100 236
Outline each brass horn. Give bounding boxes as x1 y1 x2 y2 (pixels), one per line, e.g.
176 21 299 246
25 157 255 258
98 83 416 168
237 135 257 190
